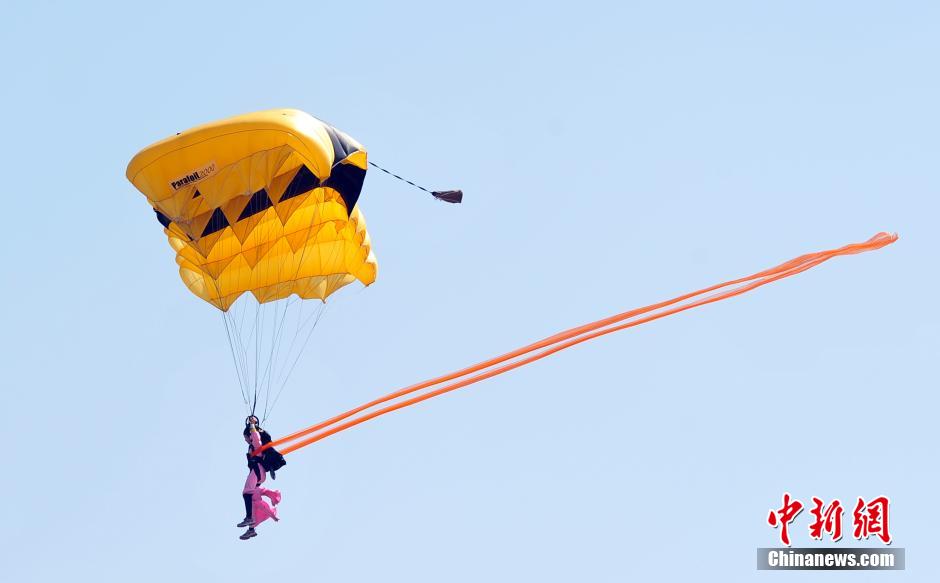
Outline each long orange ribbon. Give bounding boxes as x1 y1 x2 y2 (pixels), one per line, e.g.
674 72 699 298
259 232 897 456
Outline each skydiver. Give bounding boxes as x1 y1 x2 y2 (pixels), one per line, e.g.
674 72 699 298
238 416 282 540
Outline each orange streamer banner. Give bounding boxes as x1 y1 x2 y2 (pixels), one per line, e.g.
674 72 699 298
259 232 897 456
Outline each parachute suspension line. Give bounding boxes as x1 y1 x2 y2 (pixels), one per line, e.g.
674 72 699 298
263 297 296 422
267 300 307 420
259 304 271 416
265 302 328 422
221 310 250 412
271 301 321 391
260 297 291 424
256 232 898 456
368 161 463 204
261 297 305 425
230 303 255 411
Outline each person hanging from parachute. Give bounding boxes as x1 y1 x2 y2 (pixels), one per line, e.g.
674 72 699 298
237 416 285 540
125 108 461 539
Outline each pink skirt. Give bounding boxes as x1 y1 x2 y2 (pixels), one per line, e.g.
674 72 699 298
243 466 281 525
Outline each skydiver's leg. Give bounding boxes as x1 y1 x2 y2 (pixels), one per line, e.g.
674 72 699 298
250 468 278 526
238 470 260 527
243 467 259 494
241 466 277 530
236 494 253 525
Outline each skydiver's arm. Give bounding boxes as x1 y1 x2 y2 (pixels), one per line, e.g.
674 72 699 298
248 425 262 451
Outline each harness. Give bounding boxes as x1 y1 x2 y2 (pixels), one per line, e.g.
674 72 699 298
246 429 285 480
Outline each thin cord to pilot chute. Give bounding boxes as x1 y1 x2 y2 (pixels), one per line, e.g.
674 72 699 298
368 161 463 203
255 232 898 456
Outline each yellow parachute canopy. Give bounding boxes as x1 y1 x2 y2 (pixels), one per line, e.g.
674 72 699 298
126 109 377 311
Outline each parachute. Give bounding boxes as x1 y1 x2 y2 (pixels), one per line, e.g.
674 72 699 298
126 109 378 418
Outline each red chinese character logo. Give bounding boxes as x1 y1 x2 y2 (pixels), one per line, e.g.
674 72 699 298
767 493 804 546
853 496 891 544
808 497 843 542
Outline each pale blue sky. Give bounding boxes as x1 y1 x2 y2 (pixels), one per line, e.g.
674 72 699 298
1 1 936 581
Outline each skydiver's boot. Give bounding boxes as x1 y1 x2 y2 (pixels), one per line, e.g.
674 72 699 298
239 527 257 540
236 494 254 527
